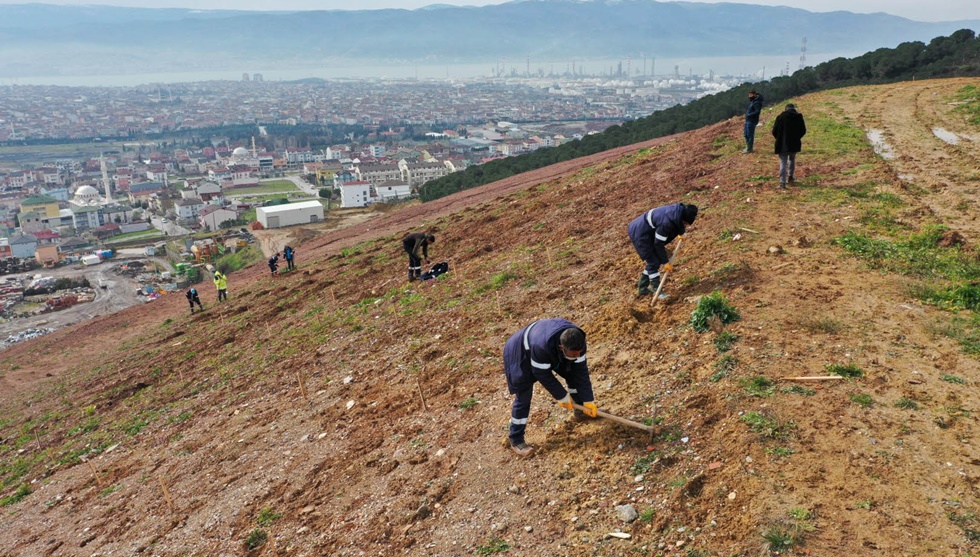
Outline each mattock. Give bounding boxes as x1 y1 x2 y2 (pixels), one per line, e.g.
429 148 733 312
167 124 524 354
571 403 657 442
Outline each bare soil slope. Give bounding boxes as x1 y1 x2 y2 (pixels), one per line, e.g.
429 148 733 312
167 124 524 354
2 78 980 556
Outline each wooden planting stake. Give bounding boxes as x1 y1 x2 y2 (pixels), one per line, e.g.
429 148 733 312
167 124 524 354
330 287 336 302
296 371 308 400
416 364 428 411
33 428 41 451
546 246 553 266
782 375 845 381
86 460 103 487
158 476 176 513
416 378 428 411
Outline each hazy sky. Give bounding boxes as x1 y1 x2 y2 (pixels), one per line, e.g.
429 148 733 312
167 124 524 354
0 0 976 23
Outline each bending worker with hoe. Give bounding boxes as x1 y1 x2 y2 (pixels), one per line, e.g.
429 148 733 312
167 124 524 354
628 202 698 299
402 231 434 282
503 318 598 457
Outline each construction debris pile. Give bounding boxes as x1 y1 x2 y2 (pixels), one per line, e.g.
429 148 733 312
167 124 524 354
0 257 38 276
113 260 187 302
0 327 54 350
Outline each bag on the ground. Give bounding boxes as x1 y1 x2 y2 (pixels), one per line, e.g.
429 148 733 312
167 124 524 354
419 261 449 281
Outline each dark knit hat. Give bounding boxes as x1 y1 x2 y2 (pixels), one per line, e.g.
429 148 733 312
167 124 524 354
786 103 796 110
682 204 698 224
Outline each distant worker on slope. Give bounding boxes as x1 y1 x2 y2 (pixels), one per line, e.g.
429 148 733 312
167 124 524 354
771 103 807 188
268 252 280 276
743 89 764 153
185 286 203 314
211 266 228 302
402 232 435 282
503 318 598 457
283 245 296 271
627 202 698 299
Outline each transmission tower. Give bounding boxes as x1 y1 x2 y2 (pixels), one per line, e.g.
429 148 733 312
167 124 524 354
799 36 808 70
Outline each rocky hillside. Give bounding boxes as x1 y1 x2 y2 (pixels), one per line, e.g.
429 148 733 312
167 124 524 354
2 78 980 556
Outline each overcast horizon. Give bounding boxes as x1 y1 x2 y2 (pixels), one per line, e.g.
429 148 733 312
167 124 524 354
0 0 976 24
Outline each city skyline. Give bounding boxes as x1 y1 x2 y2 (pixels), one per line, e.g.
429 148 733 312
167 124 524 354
0 0 976 23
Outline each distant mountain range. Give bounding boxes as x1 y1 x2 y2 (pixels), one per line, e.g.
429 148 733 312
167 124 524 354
0 0 977 81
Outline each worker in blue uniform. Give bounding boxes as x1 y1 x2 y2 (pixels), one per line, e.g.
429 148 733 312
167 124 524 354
503 318 598 457
627 202 697 298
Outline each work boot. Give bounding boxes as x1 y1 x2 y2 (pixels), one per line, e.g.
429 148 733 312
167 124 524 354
779 181 787 189
637 274 653 296
510 441 534 457
788 176 795 184
743 147 753 153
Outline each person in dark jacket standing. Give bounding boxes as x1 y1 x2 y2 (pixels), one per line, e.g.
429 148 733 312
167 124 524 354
503 318 598 456
744 89 764 153
771 103 807 188
628 203 698 298
283 245 296 271
402 232 434 282
185 287 203 314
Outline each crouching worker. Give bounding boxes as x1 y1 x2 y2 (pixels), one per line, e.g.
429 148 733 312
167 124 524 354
186 287 203 314
402 232 434 282
503 318 598 457
627 202 697 299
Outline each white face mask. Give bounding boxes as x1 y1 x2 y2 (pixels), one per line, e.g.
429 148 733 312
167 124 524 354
560 346 582 361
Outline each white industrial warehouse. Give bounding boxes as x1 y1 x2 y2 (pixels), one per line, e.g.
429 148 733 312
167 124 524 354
256 201 324 229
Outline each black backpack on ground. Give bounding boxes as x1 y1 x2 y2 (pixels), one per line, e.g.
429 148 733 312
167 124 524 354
419 261 449 281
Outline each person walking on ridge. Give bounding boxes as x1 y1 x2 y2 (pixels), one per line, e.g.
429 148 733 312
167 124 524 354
283 245 296 271
744 89 764 153
186 286 203 314
771 103 807 188
503 318 599 457
628 202 698 299
402 232 434 282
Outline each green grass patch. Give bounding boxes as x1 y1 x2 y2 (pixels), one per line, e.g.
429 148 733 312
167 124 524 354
765 446 796 457
792 315 844 335
740 376 776 398
782 385 816 396
256 507 282 527
710 354 737 382
243 528 268 550
952 84 980 125
850 393 875 408
229 181 301 196
895 397 920 410
836 225 980 283
476 537 511 555
826 363 864 378
474 271 517 294
0 484 32 506
458 397 480 410
713 331 738 352
214 244 264 273
741 411 794 439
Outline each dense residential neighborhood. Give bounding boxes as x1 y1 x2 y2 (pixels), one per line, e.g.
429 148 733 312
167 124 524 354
0 73 746 265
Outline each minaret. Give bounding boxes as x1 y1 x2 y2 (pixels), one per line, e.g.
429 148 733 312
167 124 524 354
100 153 112 205
251 136 258 157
